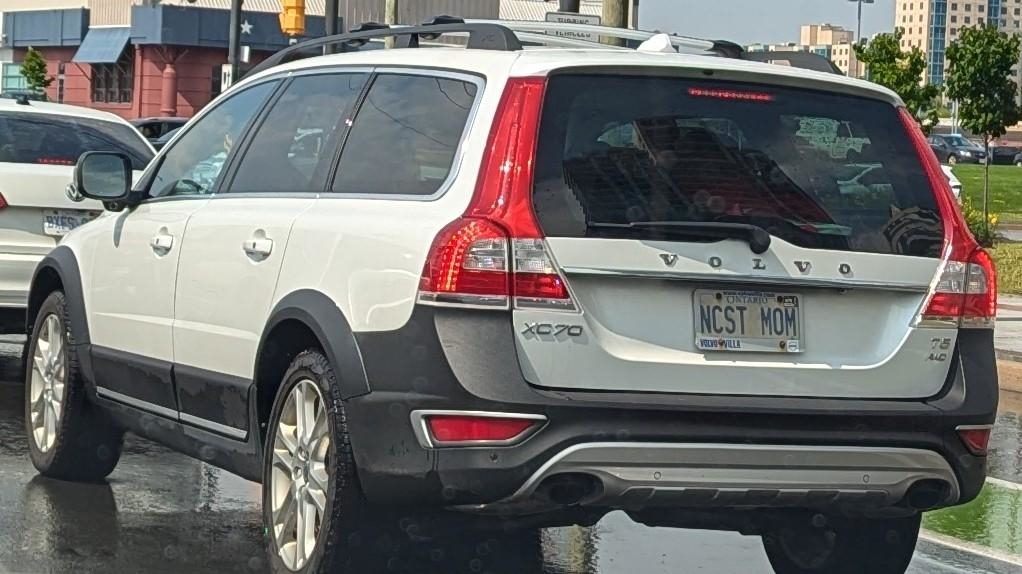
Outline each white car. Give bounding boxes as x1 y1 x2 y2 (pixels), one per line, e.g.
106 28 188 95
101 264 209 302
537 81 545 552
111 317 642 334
0 98 153 333
21 20 996 574
942 164 963 198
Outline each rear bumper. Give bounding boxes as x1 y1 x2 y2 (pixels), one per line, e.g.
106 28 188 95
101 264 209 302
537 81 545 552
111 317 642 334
487 442 959 511
0 251 37 333
345 308 996 515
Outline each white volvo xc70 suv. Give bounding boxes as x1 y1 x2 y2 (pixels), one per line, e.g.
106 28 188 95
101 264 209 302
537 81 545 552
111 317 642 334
22 19 997 574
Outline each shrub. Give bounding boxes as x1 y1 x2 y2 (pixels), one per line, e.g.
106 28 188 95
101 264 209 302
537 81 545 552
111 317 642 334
961 196 1000 246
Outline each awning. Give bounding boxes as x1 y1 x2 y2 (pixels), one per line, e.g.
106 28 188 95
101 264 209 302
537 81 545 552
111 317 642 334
72 27 131 64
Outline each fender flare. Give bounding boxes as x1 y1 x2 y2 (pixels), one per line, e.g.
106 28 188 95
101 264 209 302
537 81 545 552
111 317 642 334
27 246 90 346
256 289 370 399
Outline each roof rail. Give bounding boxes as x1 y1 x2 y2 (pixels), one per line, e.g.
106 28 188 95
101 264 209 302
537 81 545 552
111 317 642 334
246 20 522 77
467 19 843 74
467 19 715 52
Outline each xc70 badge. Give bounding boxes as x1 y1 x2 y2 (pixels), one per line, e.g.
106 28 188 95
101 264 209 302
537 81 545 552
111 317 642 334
521 323 584 338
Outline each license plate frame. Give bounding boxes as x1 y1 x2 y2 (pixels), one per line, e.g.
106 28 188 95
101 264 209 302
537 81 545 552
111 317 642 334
42 209 100 237
693 289 804 353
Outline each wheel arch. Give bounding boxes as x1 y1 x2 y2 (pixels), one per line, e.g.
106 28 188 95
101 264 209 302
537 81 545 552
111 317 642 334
26 247 89 345
253 289 370 439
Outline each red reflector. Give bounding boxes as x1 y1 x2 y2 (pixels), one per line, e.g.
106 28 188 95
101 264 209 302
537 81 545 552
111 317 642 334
426 415 537 444
957 427 991 455
687 87 774 102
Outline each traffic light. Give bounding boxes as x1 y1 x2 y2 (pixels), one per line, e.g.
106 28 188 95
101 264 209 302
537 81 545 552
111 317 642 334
279 0 305 36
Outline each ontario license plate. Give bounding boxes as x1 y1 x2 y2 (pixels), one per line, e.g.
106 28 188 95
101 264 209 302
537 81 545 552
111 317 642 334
42 209 99 237
694 289 804 353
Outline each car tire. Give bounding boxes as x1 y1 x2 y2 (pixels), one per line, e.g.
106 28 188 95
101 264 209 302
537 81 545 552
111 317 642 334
761 513 920 574
947 155 957 165
25 291 124 482
262 349 366 574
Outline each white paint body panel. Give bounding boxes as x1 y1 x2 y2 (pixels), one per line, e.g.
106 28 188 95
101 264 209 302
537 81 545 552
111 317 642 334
516 237 951 398
172 197 316 379
86 199 209 362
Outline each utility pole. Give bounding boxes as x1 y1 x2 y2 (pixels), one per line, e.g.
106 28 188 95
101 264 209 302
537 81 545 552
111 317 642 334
385 0 398 48
228 0 243 86
848 0 876 43
602 0 627 46
324 0 338 53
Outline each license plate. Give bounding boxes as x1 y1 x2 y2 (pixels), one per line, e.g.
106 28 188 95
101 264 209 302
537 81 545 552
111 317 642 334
694 289 804 353
42 209 99 237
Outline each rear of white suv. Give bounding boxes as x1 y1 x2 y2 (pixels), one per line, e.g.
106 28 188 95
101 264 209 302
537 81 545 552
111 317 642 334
396 60 997 573
20 24 997 574
0 100 153 332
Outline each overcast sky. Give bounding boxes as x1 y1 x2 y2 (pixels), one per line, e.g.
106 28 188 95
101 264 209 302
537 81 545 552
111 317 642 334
638 0 897 44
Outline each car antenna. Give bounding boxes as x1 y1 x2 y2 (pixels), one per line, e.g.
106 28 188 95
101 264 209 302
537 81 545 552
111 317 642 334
14 94 30 106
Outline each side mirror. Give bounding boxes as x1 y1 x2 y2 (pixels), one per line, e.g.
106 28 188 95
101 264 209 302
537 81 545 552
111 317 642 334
73 152 132 205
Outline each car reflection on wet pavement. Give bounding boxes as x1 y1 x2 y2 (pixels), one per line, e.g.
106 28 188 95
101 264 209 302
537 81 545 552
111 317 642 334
0 336 1019 574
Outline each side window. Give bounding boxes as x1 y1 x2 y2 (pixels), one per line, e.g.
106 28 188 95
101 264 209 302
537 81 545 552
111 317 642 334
331 73 478 196
148 81 276 198
228 73 368 194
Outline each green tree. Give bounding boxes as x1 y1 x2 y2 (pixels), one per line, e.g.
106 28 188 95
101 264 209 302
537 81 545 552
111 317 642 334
854 28 942 134
20 47 53 93
946 25 1022 242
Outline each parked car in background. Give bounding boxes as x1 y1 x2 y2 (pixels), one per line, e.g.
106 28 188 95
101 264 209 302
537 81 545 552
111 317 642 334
0 89 48 102
0 98 154 333
152 126 181 151
990 145 1021 166
130 117 188 145
928 134 988 164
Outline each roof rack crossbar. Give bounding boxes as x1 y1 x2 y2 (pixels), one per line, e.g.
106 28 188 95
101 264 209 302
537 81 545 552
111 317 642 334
465 19 715 51
247 22 522 77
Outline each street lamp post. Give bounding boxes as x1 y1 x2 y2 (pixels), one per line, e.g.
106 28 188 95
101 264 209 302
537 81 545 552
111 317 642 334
849 0 876 42
228 0 243 86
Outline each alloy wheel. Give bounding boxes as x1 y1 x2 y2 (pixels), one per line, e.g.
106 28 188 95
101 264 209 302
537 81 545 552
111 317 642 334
270 379 331 570
29 313 66 453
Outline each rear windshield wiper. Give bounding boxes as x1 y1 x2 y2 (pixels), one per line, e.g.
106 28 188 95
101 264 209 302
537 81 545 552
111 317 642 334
589 221 772 254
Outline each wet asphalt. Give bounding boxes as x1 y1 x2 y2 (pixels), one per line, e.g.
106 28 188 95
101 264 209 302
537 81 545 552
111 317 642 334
0 336 1019 574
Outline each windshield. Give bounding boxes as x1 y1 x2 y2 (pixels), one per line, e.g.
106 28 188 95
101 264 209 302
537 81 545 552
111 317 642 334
533 73 943 257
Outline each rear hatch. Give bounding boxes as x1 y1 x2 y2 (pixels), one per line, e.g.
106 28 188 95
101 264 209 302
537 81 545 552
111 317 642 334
516 72 983 399
0 110 153 255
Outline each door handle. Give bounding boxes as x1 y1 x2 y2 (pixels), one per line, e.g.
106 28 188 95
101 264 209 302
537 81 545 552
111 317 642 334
150 233 174 252
243 237 274 257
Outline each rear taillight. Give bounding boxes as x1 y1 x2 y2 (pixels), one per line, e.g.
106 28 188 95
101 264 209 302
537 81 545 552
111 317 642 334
0 192 6 210
898 108 996 329
418 77 575 312
411 410 547 447
956 425 992 455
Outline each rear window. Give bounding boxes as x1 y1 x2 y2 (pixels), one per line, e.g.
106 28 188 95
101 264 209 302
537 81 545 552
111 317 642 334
0 112 153 170
533 74 944 258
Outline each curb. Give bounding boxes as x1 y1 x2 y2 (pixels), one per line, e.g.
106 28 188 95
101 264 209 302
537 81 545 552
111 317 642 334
997 348 1022 363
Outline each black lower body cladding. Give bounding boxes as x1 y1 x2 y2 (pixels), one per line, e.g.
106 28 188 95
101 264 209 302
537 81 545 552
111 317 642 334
345 308 996 510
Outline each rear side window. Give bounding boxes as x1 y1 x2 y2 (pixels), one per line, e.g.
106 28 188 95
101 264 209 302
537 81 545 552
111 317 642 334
331 73 478 196
0 112 152 170
533 74 943 258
